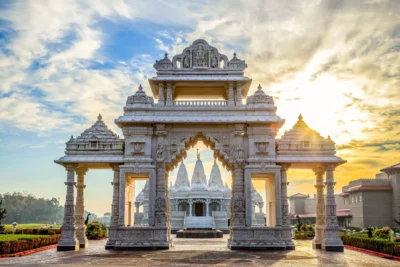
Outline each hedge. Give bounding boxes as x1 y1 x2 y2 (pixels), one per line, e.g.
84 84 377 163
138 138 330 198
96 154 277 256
341 235 400 257
7 228 61 235
0 234 61 254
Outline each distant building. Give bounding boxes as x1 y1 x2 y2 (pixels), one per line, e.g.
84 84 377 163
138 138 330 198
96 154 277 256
289 162 400 229
99 212 111 225
134 151 266 231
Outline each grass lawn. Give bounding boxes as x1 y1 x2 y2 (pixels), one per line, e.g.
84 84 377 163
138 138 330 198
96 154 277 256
0 234 49 242
3 224 61 232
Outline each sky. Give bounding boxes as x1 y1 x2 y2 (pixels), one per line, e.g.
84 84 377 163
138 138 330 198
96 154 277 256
0 0 399 217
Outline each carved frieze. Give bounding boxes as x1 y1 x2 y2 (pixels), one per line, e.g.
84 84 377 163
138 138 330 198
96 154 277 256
131 141 146 155
255 141 269 155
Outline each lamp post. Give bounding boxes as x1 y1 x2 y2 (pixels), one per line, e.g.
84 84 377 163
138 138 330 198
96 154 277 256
12 222 18 234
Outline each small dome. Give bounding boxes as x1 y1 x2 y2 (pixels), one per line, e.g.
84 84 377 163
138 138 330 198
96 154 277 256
177 185 191 192
168 182 177 194
191 182 209 192
223 182 232 193
253 191 263 203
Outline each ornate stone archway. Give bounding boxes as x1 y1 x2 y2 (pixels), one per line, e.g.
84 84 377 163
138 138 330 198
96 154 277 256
55 39 346 252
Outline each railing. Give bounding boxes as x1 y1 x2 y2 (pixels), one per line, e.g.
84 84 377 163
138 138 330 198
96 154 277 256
173 100 228 106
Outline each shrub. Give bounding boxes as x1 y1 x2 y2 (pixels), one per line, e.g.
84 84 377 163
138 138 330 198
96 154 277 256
341 235 400 257
346 226 362 232
294 232 308 240
0 235 61 254
373 227 391 240
86 221 104 240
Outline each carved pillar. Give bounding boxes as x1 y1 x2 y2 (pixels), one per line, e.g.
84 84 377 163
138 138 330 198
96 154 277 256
166 83 173 106
75 167 88 249
158 83 165 106
236 83 243 106
110 165 120 227
228 82 235 106
154 124 169 228
312 166 326 249
206 199 210 216
231 164 245 227
57 165 79 251
189 200 193 216
280 164 290 227
322 165 344 251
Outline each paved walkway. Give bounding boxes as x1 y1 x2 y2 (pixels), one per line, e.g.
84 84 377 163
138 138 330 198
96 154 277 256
1 236 399 266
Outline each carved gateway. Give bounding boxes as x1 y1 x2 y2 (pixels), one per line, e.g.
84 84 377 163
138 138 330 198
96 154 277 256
56 38 346 252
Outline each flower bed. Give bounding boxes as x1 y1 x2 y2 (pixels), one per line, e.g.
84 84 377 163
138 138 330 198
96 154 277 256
341 235 400 257
0 234 61 254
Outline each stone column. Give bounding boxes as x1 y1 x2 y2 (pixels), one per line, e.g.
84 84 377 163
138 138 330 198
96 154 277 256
110 165 120 227
206 199 210 216
57 165 79 251
166 82 173 106
189 200 193 216
228 82 235 106
280 164 290 227
75 167 88 249
322 165 344 251
158 82 165 106
236 83 243 106
312 166 326 249
231 164 245 227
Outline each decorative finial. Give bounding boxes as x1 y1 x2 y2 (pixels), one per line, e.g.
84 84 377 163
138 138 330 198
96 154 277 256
298 114 303 121
164 52 168 58
98 114 102 121
328 135 331 140
70 135 74 140
257 84 262 90
197 149 200 160
138 84 143 91
214 157 217 164
233 52 237 58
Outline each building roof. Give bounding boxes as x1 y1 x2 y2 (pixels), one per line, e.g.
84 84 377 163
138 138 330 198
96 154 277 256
289 209 351 219
381 162 400 174
289 193 310 199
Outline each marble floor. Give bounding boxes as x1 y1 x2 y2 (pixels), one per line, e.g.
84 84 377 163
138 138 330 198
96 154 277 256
1 236 399 266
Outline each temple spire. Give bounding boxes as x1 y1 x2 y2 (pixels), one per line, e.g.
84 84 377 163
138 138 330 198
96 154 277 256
98 114 102 121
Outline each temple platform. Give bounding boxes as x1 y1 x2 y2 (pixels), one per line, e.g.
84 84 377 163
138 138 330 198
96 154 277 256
176 228 223 238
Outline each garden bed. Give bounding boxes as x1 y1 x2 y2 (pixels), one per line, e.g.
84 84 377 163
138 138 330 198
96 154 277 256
341 235 400 257
0 234 61 254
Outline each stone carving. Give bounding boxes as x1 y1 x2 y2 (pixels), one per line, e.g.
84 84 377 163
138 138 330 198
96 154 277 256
131 141 145 155
170 39 229 70
233 195 245 211
183 52 190 68
153 52 173 71
126 85 154 105
255 141 269 154
235 145 244 161
155 197 166 212
227 52 247 71
156 144 164 161
246 84 274 105
211 50 218 68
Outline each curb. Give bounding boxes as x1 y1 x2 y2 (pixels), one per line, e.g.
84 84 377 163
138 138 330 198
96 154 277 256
344 245 400 261
0 244 57 258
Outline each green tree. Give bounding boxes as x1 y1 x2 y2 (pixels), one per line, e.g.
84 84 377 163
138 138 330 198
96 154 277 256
0 199 7 231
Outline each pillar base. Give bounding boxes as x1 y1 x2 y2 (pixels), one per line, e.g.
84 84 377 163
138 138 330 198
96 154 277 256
322 245 344 252
228 226 293 250
57 238 79 251
57 225 79 252
312 243 322 249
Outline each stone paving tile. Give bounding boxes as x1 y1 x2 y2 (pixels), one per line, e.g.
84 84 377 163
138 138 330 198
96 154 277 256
1 236 399 266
